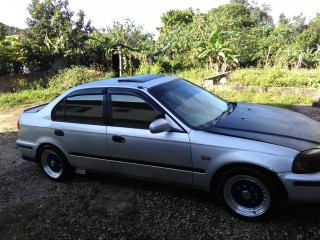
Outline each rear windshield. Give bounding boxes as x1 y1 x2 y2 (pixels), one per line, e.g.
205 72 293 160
24 103 48 113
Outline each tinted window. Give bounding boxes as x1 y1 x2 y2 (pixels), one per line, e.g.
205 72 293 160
53 94 104 125
111 94 162 129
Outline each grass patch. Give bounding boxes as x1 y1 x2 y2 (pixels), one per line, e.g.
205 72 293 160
214 90 313 108
228 68 320 88
0 89 58 110
176 68 217 86
170 67 320 88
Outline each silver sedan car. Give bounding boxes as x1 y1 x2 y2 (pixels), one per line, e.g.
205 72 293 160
17 74 320 220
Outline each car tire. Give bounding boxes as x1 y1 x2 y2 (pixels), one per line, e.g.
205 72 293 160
218 167 278 221
39 145 73 181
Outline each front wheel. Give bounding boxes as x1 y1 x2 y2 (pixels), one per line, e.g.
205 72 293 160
39 145 72 181
218 167 278 220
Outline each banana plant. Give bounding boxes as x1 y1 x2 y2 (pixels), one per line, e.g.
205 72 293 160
195 27 238 73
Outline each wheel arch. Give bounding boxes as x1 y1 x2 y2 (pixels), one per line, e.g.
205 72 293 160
35 143 70 165
210 163 288 203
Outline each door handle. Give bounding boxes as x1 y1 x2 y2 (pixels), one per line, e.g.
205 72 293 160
54 129 64 136
112 135 125 143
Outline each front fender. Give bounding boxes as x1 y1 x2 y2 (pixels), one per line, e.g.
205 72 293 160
189 130 299 191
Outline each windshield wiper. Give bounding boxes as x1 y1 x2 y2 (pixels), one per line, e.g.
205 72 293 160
212 109 229 124
211 102 236 125
228 101 237 113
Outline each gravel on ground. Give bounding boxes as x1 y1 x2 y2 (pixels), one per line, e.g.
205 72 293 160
1 105 320 240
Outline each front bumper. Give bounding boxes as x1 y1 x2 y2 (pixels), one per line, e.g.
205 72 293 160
279 172 320 202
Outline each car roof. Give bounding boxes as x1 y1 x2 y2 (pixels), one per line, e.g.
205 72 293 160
74 74 179 90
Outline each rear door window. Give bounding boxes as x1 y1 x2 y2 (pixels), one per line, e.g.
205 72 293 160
53 94 104 125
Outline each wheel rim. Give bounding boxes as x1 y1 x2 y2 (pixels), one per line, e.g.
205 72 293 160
223 175 271 218
41 150 63 179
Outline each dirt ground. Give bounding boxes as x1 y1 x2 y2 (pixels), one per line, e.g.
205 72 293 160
1 105 320 239
0 108 22 132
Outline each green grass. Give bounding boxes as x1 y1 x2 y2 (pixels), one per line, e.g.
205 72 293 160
213 90 313 108
176 68 217 86
0 88 58 110
170 67 320 89
228 68 320 88
0 66 316 112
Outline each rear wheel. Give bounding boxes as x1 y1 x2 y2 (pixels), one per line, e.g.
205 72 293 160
218 167 278 220
39 145 72 181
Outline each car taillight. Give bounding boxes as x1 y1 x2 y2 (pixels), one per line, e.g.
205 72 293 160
17 119 20 130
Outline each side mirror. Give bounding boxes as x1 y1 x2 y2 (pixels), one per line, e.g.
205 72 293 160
149 119 171 134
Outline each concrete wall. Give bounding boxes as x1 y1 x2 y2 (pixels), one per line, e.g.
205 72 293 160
203 79 319 95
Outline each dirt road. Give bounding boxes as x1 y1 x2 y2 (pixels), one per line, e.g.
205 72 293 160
1 105 320 239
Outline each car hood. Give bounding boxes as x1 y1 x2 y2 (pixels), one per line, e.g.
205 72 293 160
206 103 320 151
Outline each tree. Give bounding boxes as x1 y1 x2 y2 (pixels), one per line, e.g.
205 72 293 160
249 3 273 26
295 14 320 52
259 25 297 67
0 36 25 75
230 0 249 4
104 19 155 75
24 0 92 72
156 9 198 71
278 13 290 25
159 8 195 32
207 3 257 30
291 13 307 33
0 23 6 40
195 27 238 73
82 30 112 71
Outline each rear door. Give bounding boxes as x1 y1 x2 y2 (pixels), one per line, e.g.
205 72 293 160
106 88 193 185
51 88 112 172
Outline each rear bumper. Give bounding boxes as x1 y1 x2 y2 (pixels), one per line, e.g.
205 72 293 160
279 172 320 202
16 139 37 161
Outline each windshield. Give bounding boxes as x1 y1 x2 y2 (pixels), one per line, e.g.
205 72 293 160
149 79 228 128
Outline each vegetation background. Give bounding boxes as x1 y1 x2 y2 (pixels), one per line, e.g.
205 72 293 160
0 0 320 110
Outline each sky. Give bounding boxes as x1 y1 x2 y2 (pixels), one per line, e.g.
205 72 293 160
0 0 320 37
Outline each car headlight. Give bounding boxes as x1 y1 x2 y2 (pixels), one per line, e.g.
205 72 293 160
292 149 320 174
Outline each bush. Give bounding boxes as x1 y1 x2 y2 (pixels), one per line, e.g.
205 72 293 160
48 66 107 92
136 62 164 75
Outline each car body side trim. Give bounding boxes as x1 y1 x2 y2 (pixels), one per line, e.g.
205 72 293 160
69 152 206 173
17 143 33 150
293 181 320 187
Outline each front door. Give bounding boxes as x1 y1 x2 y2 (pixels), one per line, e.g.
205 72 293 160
106 89 193 185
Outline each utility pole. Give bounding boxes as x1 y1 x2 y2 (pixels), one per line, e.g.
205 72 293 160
118 46 122 77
